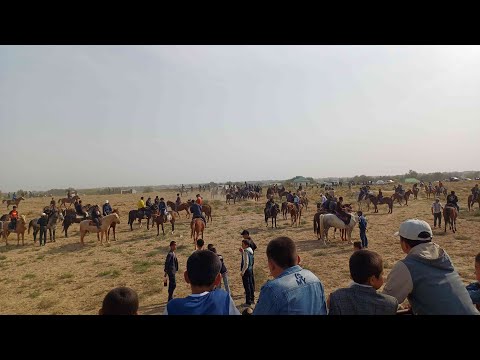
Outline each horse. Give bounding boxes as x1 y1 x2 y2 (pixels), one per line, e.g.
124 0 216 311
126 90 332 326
61 208 87 238
413 187 420 200
391 190 413 206
2 197 26 209
300 196 309 210
127 206 155 231
313 209 329 239
357 196 371 212
211 187 218 199
318 213 357 246
46 211 64 242
287 203 303 227
107 209 120 241
202 204 212 223
167 201 190 218
190 217 205 243
2 215 27 245
153 211 177 236
278 190 288 201
0 214 10 222
226 193 236 204
443 206 457 233
425 186 435 199
264 203 280 228
468 194 480 211
368 194 393 214
79 213 120 245
281 202 289 219
57 195 80 209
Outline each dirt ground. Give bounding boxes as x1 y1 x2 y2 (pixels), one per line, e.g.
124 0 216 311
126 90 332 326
0 182 478 314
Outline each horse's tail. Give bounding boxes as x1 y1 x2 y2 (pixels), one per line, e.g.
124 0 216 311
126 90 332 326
28 220 33 234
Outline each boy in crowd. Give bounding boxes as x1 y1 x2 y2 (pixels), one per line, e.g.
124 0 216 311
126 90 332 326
328 250 398 315
357 211 368 248
353 241 362 251
466 252 480 311
240 239 255 306
253 236 327 315
163 250 240 315
99 287 139 315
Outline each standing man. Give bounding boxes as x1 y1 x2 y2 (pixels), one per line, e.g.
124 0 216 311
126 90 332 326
357 211 368 249
164 241 179 302
383 219 478 315
240 239 255 306
431 198 443 228
253 236 327 315
37 212 48 246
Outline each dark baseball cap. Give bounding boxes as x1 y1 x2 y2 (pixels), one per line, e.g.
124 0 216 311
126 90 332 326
240 230 249 236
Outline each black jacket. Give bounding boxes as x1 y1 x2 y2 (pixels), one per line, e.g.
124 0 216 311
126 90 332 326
164 251 179 275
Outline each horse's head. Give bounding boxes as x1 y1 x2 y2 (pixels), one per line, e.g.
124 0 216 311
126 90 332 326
19 197 25 201
114 213 121 224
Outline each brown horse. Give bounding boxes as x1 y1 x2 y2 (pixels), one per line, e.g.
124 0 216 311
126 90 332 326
425 186 435 199
57 195 80 209
107 209 120 241
281 202 289 219
190 218 205 243
226 193 236 204
287 203 303 227
2 197 26 209
1 215 27 245
79 213 120 245
468 195 480 211
202 204 212 223
443 206 457 233
167 201 190 218
368 195 393 214
391 190 413 206
153 211 177 236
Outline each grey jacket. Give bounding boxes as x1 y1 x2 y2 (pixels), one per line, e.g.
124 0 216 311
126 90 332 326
164 251 179 275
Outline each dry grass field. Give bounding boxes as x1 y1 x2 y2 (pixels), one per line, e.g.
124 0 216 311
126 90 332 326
0 182 479 314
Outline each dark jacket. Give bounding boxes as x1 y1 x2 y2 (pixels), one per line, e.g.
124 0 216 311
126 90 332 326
329 284 398 315
102 203 112 216
164 251 179 275
37 217 48 227
190 203 203 217
244 237 257 252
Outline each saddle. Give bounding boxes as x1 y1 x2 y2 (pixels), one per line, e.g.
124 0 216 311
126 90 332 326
191 216 205 225
335 212 351 225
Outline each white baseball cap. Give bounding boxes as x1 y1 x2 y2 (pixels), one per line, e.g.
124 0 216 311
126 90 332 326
105 200 109 203
394 219 433 241
41 213 46 216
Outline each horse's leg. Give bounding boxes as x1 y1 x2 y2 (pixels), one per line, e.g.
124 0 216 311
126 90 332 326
171 221 175 235
162 222 165 236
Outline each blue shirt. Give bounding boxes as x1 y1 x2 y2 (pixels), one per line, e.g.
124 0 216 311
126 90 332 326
253 265 327 315
164 290 240 315
358 215 367 231
467 282 480 305
190 203 202 217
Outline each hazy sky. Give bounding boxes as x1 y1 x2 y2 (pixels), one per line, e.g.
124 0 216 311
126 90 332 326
1 45 479 191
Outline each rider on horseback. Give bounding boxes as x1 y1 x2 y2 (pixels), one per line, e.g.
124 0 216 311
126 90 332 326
293 193 300 212
76 200 87 219
12 192 17 201
175 193 181 212
91 205 102 230
154 196 159 205
396 184 404 196
8 206 18 230
159 198 167 221
472 184 479 202
102 200 112 216
189 200 207 226
446 191 460 212
146 197 153 208
286 191 294 203
378 189 383 202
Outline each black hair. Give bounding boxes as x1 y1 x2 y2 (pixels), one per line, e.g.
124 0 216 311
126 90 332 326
353 241 362 249
101 287 139 315
242 239 250 247
207 243 214 250
169 241 176 247
400 232 432 248
266 237 297 269
186 250 221 286
209 247 217 254
357 211 363 216
349 250 383 284
196 239 204 248
475 252 480 264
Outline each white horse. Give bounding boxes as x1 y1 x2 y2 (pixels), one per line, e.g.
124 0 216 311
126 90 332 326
79 213 120 245
318 213 358 246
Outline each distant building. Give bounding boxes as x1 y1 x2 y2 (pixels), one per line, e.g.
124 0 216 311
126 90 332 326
121 189 137 194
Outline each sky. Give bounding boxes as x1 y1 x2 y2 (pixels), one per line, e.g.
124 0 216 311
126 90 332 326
1 45 479 191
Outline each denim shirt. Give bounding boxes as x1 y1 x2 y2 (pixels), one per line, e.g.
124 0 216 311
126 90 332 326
253 265 327 315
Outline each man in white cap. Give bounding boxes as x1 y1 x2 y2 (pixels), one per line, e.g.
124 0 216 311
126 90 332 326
383 219 478 315
37 212 48 246
103 200 113 216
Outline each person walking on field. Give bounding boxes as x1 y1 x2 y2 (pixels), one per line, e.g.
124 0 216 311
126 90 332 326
431 198 443 228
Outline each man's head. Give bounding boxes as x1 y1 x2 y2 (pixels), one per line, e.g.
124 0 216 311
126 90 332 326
99 287 139 315
177 193 180 196
207 243 214 251
357 211 363 216
185 250 221 290
475 252 480 283
241 239 250 249
349 250 384 289
13 206 16 209
141 196 144 200
395 219 433 253
266 237 299 278
105 200 109 204
160 197 164 201
41 212 47 217
240 230 249 239
353 241 362 251
196 238 204 249
451 191 455 195
169 240 176 251
435 198 440 202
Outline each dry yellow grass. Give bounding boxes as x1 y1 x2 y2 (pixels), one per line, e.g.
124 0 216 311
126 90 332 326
0 182 479 314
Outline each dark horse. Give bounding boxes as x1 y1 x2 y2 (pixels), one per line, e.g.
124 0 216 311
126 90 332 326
153 211 177 236
468 194 480 211
128 205 156 231
202 204 212 222
226 193 236 204
313 209 329 238
264 203 280 228
443 205 457 233
368 194 393 214
391 190 413 206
